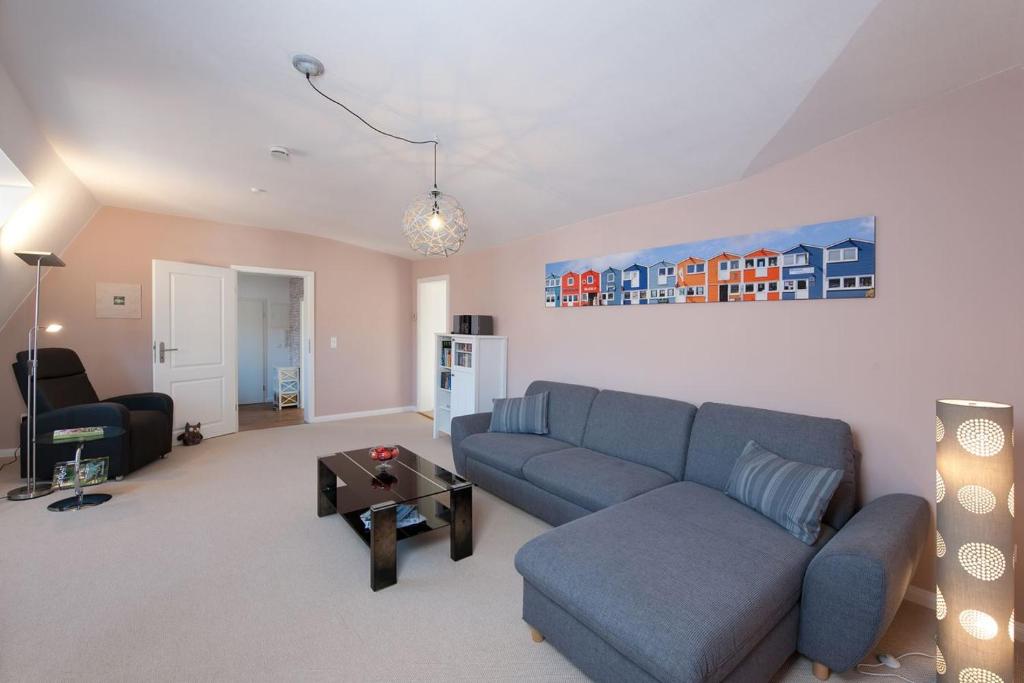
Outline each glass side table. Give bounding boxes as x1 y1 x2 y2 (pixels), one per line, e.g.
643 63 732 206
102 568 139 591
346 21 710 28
37 426 125 512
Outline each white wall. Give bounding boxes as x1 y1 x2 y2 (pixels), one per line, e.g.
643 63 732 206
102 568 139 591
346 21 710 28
238 273 294 403
0 60 97 331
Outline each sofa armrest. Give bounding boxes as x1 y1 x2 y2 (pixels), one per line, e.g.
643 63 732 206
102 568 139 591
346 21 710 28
797 494 930 672
450 412 492 476
105 392 173 418
36 402 131 433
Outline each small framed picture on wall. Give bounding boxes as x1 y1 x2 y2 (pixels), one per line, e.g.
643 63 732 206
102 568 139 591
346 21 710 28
96 282 141 319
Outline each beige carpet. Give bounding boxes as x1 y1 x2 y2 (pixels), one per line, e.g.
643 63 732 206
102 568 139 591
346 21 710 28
0 413 966 681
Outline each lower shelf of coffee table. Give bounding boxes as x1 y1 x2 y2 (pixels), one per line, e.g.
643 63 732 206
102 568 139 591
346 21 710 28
340 498 452 547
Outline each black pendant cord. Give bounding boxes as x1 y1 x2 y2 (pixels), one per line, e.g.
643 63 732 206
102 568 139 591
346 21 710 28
304 73 438 187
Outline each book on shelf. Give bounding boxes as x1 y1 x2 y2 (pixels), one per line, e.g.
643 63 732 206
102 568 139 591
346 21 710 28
52 426 105 442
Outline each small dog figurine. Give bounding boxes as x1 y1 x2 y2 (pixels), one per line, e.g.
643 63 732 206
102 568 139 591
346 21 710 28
177 422 203 446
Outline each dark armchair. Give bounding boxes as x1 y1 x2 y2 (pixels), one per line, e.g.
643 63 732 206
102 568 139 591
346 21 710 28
12 348 173 480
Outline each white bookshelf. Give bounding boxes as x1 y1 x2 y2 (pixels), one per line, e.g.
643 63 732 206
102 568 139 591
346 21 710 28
433 333 507 438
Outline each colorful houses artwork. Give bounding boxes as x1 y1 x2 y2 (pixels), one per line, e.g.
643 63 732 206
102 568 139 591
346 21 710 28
600 267 622 305
545 272 561 307
781 244 823 300
677 257 707 303
580 269 600 306
621 264 647 305
646 261 676 304
707 252 742 302
741 248 781 301
544 216 875 308
823 238 875 298
560 271 580 307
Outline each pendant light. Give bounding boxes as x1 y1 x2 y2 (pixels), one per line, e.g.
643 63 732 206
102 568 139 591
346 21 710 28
293 54 468 257
401 145 468 256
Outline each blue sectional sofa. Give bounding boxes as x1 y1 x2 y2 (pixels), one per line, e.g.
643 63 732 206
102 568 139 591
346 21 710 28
451 381 929 682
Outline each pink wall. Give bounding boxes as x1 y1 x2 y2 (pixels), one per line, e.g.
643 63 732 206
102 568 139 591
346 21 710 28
0 207 415 447
413 69 1024 603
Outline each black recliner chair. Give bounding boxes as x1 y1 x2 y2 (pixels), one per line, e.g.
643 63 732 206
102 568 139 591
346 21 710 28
13 348 173 480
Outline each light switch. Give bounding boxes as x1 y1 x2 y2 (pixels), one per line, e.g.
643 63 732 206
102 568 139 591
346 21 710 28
330 336 338 349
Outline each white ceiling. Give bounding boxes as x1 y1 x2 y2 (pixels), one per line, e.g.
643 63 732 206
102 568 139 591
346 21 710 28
0 0 1019 258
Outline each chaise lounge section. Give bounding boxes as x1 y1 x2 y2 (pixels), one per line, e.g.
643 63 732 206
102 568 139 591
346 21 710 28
451 381 929 681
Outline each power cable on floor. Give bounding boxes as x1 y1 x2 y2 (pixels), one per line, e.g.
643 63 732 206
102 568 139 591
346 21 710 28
855 652 936 682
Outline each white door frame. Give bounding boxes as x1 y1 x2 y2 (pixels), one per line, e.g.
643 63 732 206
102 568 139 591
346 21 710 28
231 265 315 423
416 274 450 413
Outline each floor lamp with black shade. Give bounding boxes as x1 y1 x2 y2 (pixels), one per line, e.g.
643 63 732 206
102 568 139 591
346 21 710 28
7 251 65 501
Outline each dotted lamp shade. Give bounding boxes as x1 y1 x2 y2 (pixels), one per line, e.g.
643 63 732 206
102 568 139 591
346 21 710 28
935 400 1015 682
402 189 468 257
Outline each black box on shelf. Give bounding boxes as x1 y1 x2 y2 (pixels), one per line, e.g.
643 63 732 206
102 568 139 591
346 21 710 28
452 315 493 335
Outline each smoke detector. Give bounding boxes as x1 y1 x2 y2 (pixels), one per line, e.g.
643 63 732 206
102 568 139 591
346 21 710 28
269 146 290 160
292 54 324 78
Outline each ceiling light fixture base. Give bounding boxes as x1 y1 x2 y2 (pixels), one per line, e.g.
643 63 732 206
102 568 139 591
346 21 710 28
291 54 324 78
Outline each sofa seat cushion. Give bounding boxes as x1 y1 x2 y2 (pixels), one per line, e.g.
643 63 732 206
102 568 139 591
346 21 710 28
514 481 824 683
460 432 572 477
521 448 675 512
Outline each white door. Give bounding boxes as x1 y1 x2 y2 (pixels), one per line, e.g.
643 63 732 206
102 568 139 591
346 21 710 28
416 277 448 412
153 260 238 438
450 369 475 417
237 298 265 404
796 281 810 300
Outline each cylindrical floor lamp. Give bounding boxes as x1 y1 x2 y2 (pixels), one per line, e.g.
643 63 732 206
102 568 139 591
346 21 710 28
6 251 65 501
936 399 1014 681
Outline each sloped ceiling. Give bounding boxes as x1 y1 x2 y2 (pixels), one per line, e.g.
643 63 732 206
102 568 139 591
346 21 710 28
0 0 1019 259
0 60 98 334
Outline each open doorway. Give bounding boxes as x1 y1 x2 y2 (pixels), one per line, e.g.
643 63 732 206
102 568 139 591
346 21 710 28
233 266 315 432
416 275 449 418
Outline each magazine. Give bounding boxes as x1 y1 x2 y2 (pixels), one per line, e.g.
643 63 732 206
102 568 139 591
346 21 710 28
52 427 105 442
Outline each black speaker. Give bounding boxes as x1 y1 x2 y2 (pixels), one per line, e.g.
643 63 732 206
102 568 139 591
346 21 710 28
452 315 493 335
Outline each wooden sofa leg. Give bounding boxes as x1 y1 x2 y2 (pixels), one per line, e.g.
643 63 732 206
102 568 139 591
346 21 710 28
811 661 830 680
530 627 545 643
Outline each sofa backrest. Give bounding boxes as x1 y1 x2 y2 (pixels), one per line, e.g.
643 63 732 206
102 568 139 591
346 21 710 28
684 402 857 529
582 390 697 479
12 347 100 413
525 380 599 446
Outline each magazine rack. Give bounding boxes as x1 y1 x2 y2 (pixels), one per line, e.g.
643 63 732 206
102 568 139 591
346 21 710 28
38 426 124 512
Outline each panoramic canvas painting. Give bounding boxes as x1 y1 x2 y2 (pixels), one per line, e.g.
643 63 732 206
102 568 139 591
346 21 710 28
544 216 875 307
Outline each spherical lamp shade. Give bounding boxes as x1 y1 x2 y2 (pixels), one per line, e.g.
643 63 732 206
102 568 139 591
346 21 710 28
402 188 468 257
936 399 1014 682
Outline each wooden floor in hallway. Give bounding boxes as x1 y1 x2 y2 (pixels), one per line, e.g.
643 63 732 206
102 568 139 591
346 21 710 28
238 403 305 432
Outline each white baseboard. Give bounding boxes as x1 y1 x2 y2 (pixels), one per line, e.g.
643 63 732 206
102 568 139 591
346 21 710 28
308 405 416 423
903 585 1022 642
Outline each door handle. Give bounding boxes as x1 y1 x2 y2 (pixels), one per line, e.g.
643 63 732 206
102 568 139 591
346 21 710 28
158 342 179 363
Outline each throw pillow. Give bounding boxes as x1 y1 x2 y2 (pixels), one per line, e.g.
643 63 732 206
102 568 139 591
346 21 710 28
725 440 843 544
489 392 549 435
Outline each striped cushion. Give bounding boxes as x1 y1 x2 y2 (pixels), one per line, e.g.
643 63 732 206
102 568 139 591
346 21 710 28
725 440 843 544
489 392 549 435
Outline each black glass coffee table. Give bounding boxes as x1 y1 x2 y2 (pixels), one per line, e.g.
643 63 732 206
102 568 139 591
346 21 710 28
317 445 472 591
